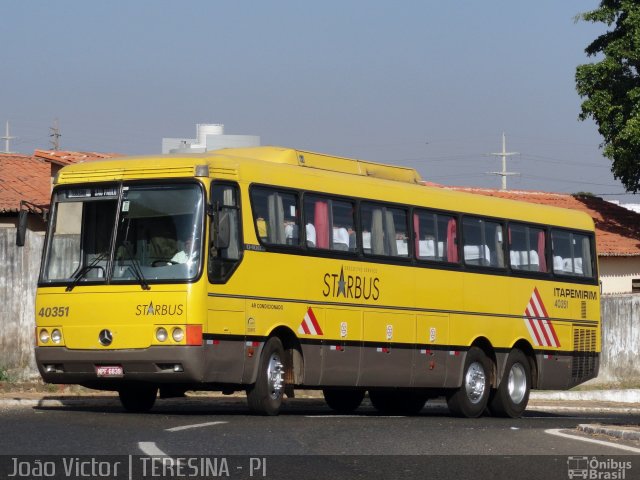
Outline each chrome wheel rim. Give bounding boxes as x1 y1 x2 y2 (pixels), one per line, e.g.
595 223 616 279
507 363 527 404
266 353 284 400
464 361 486 404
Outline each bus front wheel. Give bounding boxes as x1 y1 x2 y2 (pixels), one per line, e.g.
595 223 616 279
118 384 158 413
247 337 285 416
447 347 491 418
488 349 531 418
323 388 365 413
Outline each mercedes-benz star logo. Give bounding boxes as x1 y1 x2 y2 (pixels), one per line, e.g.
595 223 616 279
98 329 113 346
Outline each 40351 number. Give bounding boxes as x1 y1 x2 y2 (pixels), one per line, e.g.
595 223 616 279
554 299 569 309
38 307 69 318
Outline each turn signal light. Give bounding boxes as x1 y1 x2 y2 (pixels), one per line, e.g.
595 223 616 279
186 325 202 346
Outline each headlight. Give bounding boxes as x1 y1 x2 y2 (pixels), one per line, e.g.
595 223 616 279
51 329 62 344
39 329 50 344
172 327 184 342
156 327 168 342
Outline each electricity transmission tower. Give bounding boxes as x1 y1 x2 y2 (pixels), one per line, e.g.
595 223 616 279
1 121 16 153
49 119 61 150
488 132 518 190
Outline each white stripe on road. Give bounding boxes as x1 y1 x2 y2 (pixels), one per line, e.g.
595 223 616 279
166 421 227 432
545 428 640 453
138 442 169 456
305 415 406 418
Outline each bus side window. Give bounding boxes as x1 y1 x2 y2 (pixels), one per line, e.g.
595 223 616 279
414 210 458 263
304 195 357 253
551 229 593 278
361 203 408 258
250 187 300 247
508 224 547 273
463 217 505 268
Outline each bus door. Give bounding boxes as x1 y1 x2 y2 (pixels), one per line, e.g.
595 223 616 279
205 182 246 383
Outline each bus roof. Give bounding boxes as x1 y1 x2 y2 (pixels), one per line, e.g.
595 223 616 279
54 146 595 231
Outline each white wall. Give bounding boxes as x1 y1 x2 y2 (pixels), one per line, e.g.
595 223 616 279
599 256 640 295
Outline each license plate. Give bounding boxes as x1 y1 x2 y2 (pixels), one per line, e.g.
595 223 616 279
95 365 123 377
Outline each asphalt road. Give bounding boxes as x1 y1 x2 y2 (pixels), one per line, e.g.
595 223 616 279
1 397 639 480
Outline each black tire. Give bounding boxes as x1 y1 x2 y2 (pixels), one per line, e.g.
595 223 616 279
369 390 427 415
446 347 492 418
488 349 531 418
118 384 158 413
246 337 285 416
323 388 365 413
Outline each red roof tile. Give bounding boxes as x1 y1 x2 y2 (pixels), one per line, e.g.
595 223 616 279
1 150 121 214
0 154 51 213
34 149 121 166
441 186 640 257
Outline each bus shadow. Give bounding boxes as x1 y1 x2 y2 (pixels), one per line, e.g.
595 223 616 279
30 395 457 417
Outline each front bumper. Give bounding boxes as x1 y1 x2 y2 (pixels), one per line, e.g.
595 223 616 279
35 346 206 387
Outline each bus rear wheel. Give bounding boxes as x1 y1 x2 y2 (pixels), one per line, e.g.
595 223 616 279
447 347 491 418
247 337 285 416
488 349 531 418
369 390 427 415
323 388 365 413
118 384 158 413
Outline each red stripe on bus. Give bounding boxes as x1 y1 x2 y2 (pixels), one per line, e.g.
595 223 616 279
525 306 545 346
307 308 323 335
300 318 311 335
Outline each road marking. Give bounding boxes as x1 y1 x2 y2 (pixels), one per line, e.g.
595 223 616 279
545 428 640 454
166 421 227 432
138 442 169 456
305 415 406 418
527 416 614 420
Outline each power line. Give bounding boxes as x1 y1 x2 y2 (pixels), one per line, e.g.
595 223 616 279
523 173 621 188
521 153 607 168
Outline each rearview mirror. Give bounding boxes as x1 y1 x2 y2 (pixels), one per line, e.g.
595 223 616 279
212 210 230 250
16 210 28 247
216 212 231 249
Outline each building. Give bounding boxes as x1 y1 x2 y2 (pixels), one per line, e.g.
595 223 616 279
608 200 640 214
0 154 50 230
34 149 119 182
435 186 640 295
0 150 120 231
162 123 260 154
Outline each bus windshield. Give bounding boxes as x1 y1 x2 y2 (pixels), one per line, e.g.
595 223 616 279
41 182 204 285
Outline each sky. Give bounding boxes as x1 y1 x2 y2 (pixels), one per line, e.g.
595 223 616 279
2 0 636 201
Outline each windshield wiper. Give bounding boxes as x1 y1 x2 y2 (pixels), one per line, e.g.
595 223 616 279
120 240 150 290
65 250 109 292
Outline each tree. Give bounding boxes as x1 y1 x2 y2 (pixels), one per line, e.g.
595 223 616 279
576 1 640 192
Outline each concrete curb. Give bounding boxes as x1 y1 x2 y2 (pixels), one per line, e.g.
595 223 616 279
530 389 640 403
0 397 120 408
577 424 640 441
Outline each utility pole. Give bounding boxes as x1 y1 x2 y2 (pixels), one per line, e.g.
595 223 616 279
488 132 518 190
1 121 16 153
49 118 61 150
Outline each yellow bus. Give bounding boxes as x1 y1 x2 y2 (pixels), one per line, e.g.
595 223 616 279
33 147 600 418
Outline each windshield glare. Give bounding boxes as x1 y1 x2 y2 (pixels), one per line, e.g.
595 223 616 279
42 183 204 284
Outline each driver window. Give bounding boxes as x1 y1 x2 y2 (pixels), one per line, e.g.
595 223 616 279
209 183 242 282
